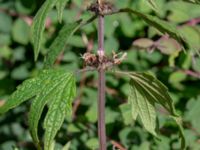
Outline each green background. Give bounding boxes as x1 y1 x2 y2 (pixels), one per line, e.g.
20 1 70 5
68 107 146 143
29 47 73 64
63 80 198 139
0 0 200 149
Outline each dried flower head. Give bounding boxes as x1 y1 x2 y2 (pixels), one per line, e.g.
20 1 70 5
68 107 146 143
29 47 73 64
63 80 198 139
81 51 127 70
87 0 116 15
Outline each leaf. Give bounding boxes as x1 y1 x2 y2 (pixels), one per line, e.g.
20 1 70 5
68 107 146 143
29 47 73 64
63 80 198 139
157 38 182 55
133 38 154 49
125 72 185 148
182 0 200 4
12 18 30 45
0 69 76 150
31 0 59 61
145 0 159 12
130 72 177 116
172 116 186 150
0 74 42 114
28 70 69 145
44 21 81 68
117 8 184 44
185 96 200 132
56 0 68 23
44 15 96 68
129 79 157 135
62 141 71 150
119 103 133 125
43 73 76 150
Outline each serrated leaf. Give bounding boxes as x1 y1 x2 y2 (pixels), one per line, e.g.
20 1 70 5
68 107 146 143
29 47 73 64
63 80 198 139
44 21 81 68
121 71 186 148
0 74 43 114
44 15 96 68
129 80 157 135
0 69 76 149
28 71 69 145
43 74 76 150
56 0 68 23
32 0 59 61
130 72 177 116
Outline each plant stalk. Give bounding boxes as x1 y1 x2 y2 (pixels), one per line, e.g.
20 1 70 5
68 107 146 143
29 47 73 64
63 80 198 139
97 14 106 150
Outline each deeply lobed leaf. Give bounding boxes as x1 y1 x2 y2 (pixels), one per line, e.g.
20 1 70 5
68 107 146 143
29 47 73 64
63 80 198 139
0 69 77 150
0 70 63 114
28 71 69 145
43 73 76 150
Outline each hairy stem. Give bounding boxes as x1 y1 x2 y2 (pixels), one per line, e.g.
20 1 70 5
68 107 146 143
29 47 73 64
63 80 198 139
97 15 106 150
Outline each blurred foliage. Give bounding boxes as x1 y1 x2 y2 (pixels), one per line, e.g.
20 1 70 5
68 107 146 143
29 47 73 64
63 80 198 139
0 0 200 149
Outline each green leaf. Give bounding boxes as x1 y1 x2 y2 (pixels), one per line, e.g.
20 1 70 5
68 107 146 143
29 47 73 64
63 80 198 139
44 15 96 68
117 8 184 44
182 0 200 4
172 116 186 150
119 103 133 125
28 70 69 145
31 0 59 61
0 69 76 150
0 75 41 114
62 141 71 150
145 0 159 12
130 72 177 116
0 12 12 33
43 73 76 150
56 0 68 23
129 79 157 135
133 38 154 49
116 71 186 148
12 18 30 45
44 21 81 68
